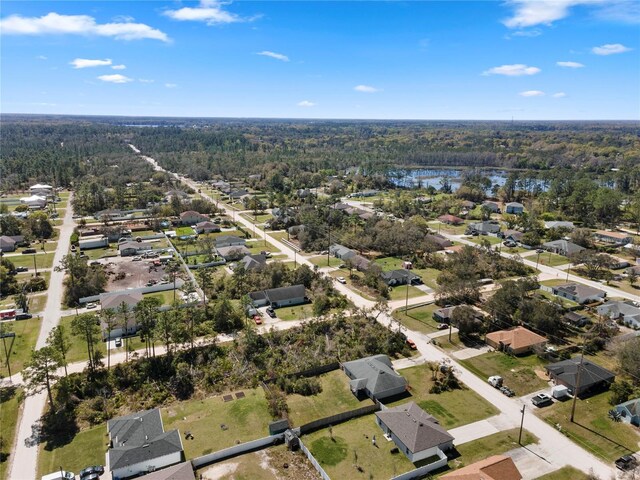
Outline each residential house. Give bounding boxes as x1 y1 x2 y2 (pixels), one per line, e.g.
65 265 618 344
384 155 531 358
350 189 379 198
375 402 454 463
593 230 633 246
211 180 231 193
215 235 246 248
135 462 195 480
194 221 220 234
615 398 640 427
239 254 267 272
164 189 189 202
29 183 54 196
20 194 47 209
119 241 153 257
179 211 209 226
79 235 109 250
481 201 501 213
624 265 640 276
596 301 640 329
0 235 26 253
95 209 125 221
544 221 575 230
542 239 585 257
217 245 251 261
99 291 144 339
348 254 371 272
342 354 407 401
441 455 522 480
485 326 547 355
563 311 590 328
500 230 524 243
546 357 615 396
329 244 356 260
609 259 631 270
551 283 606 304
466 221 501 235
437 214 464 225
505 202 524 214
248 284 307 308
425 234 453 250
229 189 249 200
107 408 184 480
460 200 476 210
433 305 483 324
381 269 422 287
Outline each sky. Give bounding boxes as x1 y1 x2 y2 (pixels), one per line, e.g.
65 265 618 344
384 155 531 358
1 1 639 120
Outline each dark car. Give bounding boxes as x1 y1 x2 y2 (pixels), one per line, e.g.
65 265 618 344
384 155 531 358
22 248 36 254
15 313 32 320
615 455 637 471
80 465 104 478
531 393 553 407
266 307 277 318
500 386 515 397
15 266 28 272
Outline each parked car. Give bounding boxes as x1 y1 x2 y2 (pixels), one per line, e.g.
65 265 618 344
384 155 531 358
114 338 122 348
86 302 97 309
266 307 277 318
41 471 75 480
615 455 637 471
16 313 33 320
531 393 553 407
406 338 417 349
488 376 503 388
22 248 36 254
500 386 515 397
15 266 28 272
79 465 105 479
503 241 517 247
90 261 101 266
535 248 545 254
253 315 263 325
132 256 142 261
336 276 347 284
438 323 449 330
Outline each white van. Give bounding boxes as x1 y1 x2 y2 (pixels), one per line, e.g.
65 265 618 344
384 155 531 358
41 471 74 480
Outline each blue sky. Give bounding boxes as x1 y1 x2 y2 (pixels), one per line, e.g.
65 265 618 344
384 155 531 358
1 1 638 119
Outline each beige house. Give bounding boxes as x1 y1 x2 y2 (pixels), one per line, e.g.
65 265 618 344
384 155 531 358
485 326 547 355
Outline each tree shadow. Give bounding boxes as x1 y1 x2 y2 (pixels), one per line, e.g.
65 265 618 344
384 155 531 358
573 421 636 454
39 408 79 451
0 385 18 403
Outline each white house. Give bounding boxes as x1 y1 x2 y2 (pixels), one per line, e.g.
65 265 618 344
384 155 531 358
79 235 109 250
20 195 47 209
29 184 54 196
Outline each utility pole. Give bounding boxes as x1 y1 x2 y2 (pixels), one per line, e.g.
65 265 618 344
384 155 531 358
33 253 38 276
535 252 541 270
570 345 585 422
327 221 331 267
566 263 571 282
404 281 409 314
518 405 526 444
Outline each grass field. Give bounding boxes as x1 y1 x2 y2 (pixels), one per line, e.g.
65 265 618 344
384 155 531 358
246 240 280 255
37 424 107 478
538 390 640 462
275 303 314 321
240 212 273 224
536 466 591 480
5 253 55 270
145 289 179 306
305 414 416 480
537 252 570 267
309 255 342 268
388 364 499 429
387 284 426 301
327 270 377 301
175 226 196 237
392 303 443 334
287 370 371 426
460 351 549 396
0 317 43 375
82 247 119 260
162 388 273 459
0 386 22 480
468 235 502 246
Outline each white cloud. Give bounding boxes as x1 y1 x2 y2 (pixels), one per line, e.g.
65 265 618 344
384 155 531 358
553 92 567 98
164 0 248 25
592 43 632 55
70 58 112 69
354 85 381 93
97 74 133 84
503 0 604 28
297 100 316 107
165 83 178 88
482 64 541 76
111 64 126 70
519 90 545 97
556 61 585 68
256 51 289 62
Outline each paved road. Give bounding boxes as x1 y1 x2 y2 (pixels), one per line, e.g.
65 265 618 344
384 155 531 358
8 194 75 480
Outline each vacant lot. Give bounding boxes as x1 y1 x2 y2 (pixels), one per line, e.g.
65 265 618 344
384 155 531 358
538 390 640 462
537 252 570 267
0 386 22 479
460 351 549 396
537 466 591 480
392 304 442 334
276 303 315 321
103 256 170 291
37 424 106 478
162 388 273 459
0 316 43 375
387 364 499 429
305 414 416 480
468 235 501 246
308 255 342 268
7 252 55 270
287 370 371 426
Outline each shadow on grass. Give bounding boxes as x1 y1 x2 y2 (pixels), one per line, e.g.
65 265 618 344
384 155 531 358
0 385 18 403
572 421 636 455
40 407 79 451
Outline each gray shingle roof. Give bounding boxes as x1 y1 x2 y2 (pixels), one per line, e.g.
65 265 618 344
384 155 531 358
215 235 246 247
135 462 195 480
546 358 615 390
240 254 267 271
265 284 306 303
109 430 183 470
100 291 143 311
343 354 407 397
376 402 454 453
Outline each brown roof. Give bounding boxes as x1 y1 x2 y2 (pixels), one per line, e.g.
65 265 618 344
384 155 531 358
441 455 522 480
438 214 464 224
594 230 630 240
485 326 546 351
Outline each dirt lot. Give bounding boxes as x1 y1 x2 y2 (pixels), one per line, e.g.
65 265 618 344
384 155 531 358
100 256 169 292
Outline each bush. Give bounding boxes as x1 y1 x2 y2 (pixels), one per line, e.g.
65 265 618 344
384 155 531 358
277 376 322 396
22 276 47 292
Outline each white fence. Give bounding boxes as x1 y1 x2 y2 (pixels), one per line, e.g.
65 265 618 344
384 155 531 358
191 433 284 469
388 449 448 480
298 437 331 480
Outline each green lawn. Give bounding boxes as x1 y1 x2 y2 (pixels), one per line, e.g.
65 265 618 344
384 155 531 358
412 267 441 290
309 255 342 268
392 303 447 334
27 294 48 313
5 253 55 270
468 235 502 246
267 231 291 243
447 429 538 471
0 317 43 375
16 270 51 285
145 290 179 306
537 252 570 267
387 364 499 429
387 284 426 301
175 226 196 236
240 212 273 224
305 414 416 480
374 257 406 271
460 351 549 396
536 466 591 480
0 386 22 479
162 388 272 459
276 303 314 321
538 390 640 462
37 424 107 478
82 247 119 260
246 240 280 255
327 270 377 301
287 370 372 426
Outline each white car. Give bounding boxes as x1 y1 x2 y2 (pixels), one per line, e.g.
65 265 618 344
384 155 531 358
86 302 97 309
337 276 347 284
132 256 142 261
